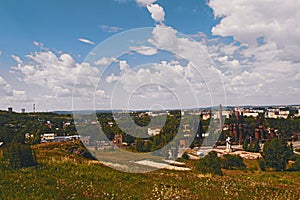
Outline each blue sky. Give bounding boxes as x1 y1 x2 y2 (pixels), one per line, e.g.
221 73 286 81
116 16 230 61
0 0 299 111
0 0 219 65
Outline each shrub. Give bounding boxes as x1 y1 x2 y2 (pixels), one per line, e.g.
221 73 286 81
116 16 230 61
196 151 222 176
222 154 246 170
3 142 38 169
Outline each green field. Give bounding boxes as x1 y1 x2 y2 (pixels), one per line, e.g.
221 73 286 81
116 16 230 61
0 141 299 200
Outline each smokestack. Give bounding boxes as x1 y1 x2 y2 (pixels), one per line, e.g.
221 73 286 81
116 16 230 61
255 129 260 140
219 104 223 131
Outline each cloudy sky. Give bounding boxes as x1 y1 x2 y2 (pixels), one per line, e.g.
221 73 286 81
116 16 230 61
0 0 299 112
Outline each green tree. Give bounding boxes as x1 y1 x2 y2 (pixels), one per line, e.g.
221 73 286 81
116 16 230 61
135 139 144 152
262 138 293 171
196 151 223 175
242 139 248 151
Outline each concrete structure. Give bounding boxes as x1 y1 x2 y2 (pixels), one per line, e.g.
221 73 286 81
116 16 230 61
113 134 123 146
81 136 91 146
8 107 13 113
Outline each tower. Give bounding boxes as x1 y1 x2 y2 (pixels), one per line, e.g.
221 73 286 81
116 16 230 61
33 104 35 113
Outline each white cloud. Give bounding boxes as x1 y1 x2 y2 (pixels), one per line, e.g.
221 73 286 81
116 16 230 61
130 45 158 55
10 50 101 110
0 76 29 108
136 0 156 7
100 25 123 33
296 73 300 81
95 89 109 99
105 73 120 83
209 0 300 62
78 38 95 45
147 4 165 23
119 60 130 72
0 50 2 56
11 55 22 64
33 41 44 47
103 58 212 109
95 56 118 66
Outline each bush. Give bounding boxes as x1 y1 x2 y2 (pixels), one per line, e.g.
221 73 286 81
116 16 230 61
289 158 300 171
222 154 246 170
262 138 293 171
258 159 266 171
3 142 38 169
181 152 189 160
248 140 260 153
289 154 300 161
196 151 222 175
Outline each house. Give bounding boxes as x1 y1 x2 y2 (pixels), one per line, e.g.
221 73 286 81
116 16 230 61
243 112 259 118
202 113 210 120
213 110 231 119
41 133 55 142
266 108 290 119
148 127 161 136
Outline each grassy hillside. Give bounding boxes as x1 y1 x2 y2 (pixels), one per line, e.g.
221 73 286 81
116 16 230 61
0 141 299 200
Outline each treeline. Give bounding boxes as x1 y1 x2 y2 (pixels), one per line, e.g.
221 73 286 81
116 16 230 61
0 111 76 146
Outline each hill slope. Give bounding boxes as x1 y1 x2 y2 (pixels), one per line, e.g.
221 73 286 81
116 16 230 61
0 141 299 199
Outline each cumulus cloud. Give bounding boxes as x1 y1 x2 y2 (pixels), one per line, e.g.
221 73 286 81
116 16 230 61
119 60 130 72
147 4 165 23
209 0 300 62
0 76 29 108
109 60 211 109
10 50 101 110
130 45 158 55
136 0 156 7
105 73 120 83
95 56 118 66
78 38 95 45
